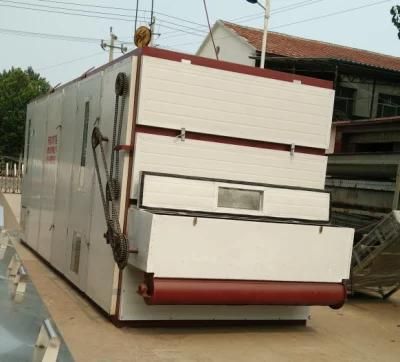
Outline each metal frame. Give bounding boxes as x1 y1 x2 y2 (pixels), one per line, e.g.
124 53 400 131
137 171 332 225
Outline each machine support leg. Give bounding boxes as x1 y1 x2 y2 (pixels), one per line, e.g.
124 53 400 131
7 253 21 277
35 319 61 362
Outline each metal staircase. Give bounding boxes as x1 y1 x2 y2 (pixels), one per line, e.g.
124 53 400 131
351 211 400 298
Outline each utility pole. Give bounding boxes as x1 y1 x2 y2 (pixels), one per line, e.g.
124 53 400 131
260 0 271 69
108 27 117 62
101 27 127 62
150 16 156 46
246 0 271 69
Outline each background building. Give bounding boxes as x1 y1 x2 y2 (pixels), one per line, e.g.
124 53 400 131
198 20 400 121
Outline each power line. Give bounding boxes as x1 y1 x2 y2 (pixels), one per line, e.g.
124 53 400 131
272 0 392 29
36 51 103 71
160 0 326 41
0 3 140 22
0 0 208 36
23 0 209 29
230 0 325 24
202 0 218 60
273 0 325 15
0 0 145 19
156 10 208 29
28 0 207 27
0 27 102 43
26 0 145 12
164 0 391 49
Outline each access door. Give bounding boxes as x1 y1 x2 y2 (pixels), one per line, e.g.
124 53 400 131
23 99 48 251
37 92 63 261
64 75 102 291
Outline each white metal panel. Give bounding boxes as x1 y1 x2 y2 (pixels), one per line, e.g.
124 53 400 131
137 56 335 149
50 84 78 274
23 57 134 315
131 133 328 198
128 209 354 283
63 74 102 291
141 174 330 221
119 266 310 321
21 106 33 232
37 91 63 261
23 98 48 251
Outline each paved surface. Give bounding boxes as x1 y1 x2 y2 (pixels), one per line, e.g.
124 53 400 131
3 193 400 361
14 239 400 362
0 234 73 362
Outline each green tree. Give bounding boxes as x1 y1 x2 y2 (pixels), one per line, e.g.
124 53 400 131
391 5 400 39
0 67 50 158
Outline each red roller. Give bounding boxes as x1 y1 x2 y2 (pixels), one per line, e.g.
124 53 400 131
138 277 347 309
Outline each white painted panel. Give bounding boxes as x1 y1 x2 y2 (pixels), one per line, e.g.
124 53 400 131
23 98 48 251
128 209 354 283
37 91 63 261
51 83 78 274
141 174 330 221
131 133 328 199
138 56 335 149
119 266 310 321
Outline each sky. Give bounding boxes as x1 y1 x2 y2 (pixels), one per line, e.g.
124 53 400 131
0 0 399 85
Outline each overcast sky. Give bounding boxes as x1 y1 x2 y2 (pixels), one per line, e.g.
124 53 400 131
0 0 399 85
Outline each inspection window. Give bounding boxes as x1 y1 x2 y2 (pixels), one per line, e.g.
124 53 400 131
70 231 82 274
377 94 400 117
217 187 263 211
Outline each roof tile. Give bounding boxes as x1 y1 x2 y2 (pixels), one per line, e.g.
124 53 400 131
222 21 400 72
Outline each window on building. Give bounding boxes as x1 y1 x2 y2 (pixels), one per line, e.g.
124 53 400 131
80 101 90 167
377 94 400 118
334 87 357 120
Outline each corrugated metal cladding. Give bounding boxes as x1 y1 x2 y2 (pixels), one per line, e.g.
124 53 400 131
137 56 335 149
22 57 134 313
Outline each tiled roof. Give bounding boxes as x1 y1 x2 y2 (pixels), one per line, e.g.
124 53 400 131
222 21 400 72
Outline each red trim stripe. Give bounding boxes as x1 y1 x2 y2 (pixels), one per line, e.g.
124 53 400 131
135 125 325 156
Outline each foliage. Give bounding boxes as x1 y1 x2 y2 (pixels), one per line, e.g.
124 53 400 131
391 5 400 39
0 67 50 158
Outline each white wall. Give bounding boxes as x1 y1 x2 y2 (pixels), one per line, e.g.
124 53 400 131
131 133 328 198
128 209 354 283
141 174 330 221
197 22 256 67
138 56 335 149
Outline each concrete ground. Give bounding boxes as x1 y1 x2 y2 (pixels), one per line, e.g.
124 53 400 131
2 193 400 361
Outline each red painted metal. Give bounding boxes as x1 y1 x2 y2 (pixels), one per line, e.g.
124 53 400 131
138 278 347 309
114 144 134 152
135 125 326 156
